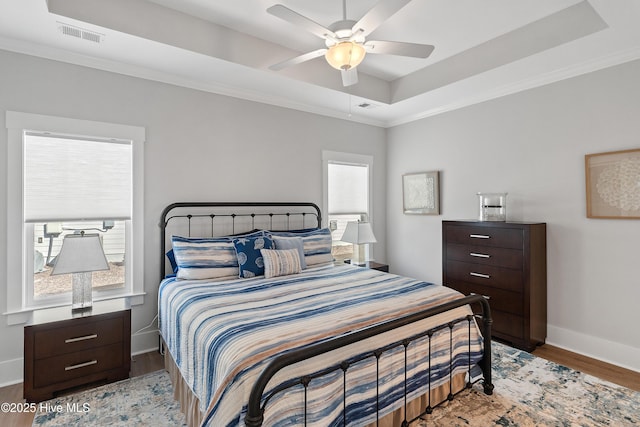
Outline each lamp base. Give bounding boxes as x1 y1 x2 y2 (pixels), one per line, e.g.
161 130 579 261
352 243 367 266
71 272 93 312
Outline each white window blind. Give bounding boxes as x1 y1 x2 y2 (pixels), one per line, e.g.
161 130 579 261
23 133 132 222
327 162 368 214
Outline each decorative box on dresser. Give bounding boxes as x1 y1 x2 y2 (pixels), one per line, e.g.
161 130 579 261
442 220 547 351
24 300 131 402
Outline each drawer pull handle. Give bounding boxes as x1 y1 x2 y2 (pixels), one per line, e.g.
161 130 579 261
65 334 98 344
469 252 490 258
470 292 491 300
65 360 97 371
470 272 490 279
470 234 490 239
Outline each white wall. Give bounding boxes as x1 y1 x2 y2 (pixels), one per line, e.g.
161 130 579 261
0 49 387 385
387 59 640 372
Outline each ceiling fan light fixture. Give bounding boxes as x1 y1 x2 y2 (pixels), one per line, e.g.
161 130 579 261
325 41 366 70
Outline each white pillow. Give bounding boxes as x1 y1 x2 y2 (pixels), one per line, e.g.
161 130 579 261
260 248 302 279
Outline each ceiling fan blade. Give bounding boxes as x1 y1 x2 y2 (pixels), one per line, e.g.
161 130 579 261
341 68 358 87
351 0 412 38
269 48 328 71
267 4 337 41
364 40 434 58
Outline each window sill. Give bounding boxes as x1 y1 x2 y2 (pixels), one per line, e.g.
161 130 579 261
3 292 146 325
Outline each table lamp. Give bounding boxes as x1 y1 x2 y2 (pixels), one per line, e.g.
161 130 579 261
51 232 109 311
341 221 377 266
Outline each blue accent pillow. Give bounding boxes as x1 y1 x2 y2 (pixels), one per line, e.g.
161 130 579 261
166 249 178 274
272 236 307 269
232 235 273 278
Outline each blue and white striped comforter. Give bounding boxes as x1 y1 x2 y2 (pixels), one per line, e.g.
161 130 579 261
159 264 484 427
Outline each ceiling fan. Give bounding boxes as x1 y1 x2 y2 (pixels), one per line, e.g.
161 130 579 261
267 0 434 87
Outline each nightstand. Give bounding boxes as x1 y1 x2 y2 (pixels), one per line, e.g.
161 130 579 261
24 300 131 402
344 260 389 273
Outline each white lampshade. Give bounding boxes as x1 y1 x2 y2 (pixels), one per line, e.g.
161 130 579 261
325 41 366 70
52 233 109 275
52 233 109 311
341 221 377 244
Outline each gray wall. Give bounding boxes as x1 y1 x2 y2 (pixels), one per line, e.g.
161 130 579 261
0 49 387 384
387 59 640 371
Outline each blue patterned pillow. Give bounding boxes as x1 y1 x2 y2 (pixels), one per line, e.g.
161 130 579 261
268 228 333 267
261 248 302 278
232 235 273 278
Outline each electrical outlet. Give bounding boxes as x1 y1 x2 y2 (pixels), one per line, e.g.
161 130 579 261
329 220 338 231
37 237 43 244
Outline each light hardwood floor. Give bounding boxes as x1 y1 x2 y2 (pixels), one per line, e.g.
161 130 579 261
0 345 638 427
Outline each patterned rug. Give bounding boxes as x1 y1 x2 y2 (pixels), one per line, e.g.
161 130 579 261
32 342 639 426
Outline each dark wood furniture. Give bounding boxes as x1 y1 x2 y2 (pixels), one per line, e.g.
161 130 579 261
24 300 131 402
344 259 389 272
442 220 547 351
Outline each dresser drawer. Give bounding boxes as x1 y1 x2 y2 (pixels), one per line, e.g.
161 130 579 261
492 310 524 340
446 281 522 315
446 243 523 269
445 225 523 249
33 343 124 388
33 316 124 359
446 260 522 292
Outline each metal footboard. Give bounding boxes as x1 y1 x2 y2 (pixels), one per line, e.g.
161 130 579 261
245 294 494 427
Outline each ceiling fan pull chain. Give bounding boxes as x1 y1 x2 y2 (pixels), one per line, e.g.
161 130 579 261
343 0 347 20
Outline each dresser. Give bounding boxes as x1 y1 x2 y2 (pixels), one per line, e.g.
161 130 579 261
24 300 131 402
442 221 547 351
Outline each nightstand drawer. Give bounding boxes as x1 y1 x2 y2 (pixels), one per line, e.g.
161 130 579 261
33 316 124 359
445 225 523 249
446 260 522 292
446 243 523 269
33 343 124 388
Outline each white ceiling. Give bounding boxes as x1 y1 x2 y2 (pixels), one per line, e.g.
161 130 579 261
1 0 639 127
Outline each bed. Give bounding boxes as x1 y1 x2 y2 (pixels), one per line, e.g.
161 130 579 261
158 202 493 427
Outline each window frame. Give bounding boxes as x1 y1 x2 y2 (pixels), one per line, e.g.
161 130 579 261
5 111 145 324
322 150 374 260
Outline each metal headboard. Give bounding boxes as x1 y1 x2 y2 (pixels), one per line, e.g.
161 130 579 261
159 202 322 279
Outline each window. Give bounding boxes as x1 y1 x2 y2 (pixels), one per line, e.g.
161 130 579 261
323 151 373 262
5 112 145 323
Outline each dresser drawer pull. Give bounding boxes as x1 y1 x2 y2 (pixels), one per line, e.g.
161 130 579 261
469 252 490 258
469 234 490 239
65 360 98 371
470 292 491 300
470 272 490 279
65 334 98 344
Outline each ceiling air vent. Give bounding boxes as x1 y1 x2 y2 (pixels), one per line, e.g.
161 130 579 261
58 23 103 44
357 102 380 109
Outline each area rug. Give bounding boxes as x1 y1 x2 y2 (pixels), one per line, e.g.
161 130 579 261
33 342 639 426
32 370 186 426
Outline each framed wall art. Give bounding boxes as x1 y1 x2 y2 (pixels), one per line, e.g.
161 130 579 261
585 148 640 219
402 171 440 215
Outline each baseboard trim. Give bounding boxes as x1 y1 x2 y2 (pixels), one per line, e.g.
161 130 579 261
131 329 159 355
0 358 23 388
547 325 640 373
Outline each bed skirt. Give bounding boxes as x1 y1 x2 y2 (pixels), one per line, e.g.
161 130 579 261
163 340 467 427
